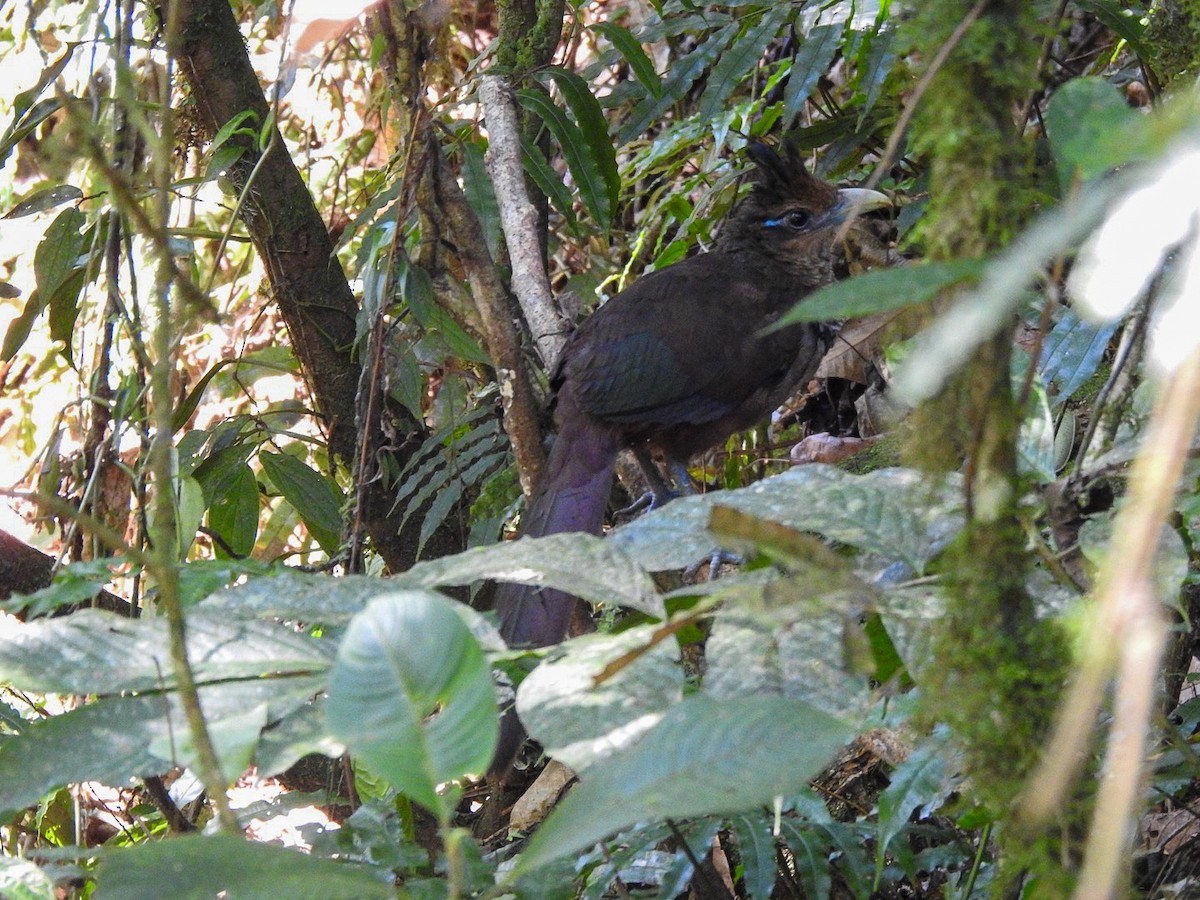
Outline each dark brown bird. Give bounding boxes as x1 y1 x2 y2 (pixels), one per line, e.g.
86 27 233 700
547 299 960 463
492 143 888 768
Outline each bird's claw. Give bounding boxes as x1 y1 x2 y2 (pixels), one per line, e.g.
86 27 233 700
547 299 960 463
615 489 678 520
684 548 745 582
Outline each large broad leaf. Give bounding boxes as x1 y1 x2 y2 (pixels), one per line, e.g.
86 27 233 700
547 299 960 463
398 532 665 620
704 581 877 721
1044 76 1146 194
516 625 684 773
93 834 393 899
0 608 331 694
206 462 259 558
325 590 497 816
35 206 89 361
609 465 963 577
201 534 664 625
512 695 853 873
0 677 325 813
0 857 54 900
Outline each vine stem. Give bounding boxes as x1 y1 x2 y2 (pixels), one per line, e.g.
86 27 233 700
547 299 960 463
864 0 992 192
147 0 241 835
1019 345 1200 898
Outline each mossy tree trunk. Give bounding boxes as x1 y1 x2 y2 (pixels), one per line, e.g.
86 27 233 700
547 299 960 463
903 1 1073 889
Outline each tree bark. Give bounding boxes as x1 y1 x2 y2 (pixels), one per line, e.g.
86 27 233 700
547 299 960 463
165 0 464 570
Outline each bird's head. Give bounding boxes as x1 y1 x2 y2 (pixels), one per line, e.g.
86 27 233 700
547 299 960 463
717 142 890 285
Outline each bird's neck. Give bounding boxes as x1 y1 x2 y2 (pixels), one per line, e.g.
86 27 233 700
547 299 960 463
710 237 836 290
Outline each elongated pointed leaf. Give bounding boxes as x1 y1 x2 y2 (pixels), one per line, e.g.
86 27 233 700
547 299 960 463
774 259 983 327
699 5 790 119
520 133 579 232
783 24 841 126
619 22 739 142
0 608 330 694
518 87 615 228
540 67 620 221
1038 307 1117 407
593 22 662 98
260 451 344 553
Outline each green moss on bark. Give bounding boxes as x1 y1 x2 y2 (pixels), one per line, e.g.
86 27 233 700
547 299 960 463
901 1 1076 887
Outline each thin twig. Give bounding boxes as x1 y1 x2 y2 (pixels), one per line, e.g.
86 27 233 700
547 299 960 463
864 0 993 192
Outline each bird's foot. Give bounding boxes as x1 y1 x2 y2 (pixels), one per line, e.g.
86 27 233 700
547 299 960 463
684 548 745 582
615 488 678 520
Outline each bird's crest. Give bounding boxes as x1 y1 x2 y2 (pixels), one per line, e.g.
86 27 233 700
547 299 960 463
745 142 838 207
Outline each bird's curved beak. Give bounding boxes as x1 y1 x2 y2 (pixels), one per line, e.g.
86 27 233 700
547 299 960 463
834 187 892 219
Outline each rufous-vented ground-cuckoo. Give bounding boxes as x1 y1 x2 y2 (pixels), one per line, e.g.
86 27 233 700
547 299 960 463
492 143 889 770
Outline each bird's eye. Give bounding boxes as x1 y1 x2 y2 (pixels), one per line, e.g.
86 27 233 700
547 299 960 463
764 210 812 230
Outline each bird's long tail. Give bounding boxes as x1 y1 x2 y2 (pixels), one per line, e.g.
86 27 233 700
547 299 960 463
491 390 621 773
495 389 621 648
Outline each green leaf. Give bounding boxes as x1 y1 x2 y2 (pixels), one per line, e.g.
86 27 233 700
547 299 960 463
460 140 501 258
518 86 616 227
0 676 323 812
875 739 954 870
0 44 76 170
326 591 498 817
4 184 83 218
0 698 165 813
1038 307 1117 407
400 532 666 621
783 23 841 126
517 625 684 773
609 465 963 577
33 207 86 314
539 67 620 221
779 820 835 900
513 695 852 873
207 463 259 558
94 834 394 900
0 608 331 694
1075 0 1152 59
619 21 739 143
774 259 984 326
893 180 1123 404
1043 77 1145 193
520 132 580 232
856 26 897 123
1 289 46 360
731 815 778 900
593 22 662 98
209 109 258 152
698 5 791 119
172 359 236 433
0 857 55 900
259 451 345 554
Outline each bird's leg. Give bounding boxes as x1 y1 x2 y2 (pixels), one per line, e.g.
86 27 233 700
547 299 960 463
667 458 746 580
615 446 680 517
665 457 698 495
